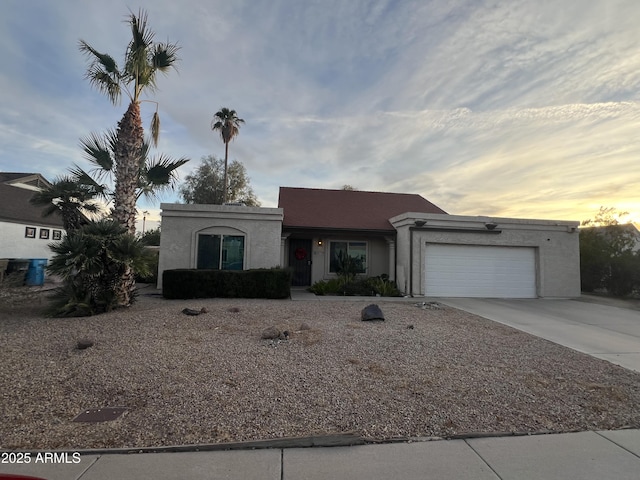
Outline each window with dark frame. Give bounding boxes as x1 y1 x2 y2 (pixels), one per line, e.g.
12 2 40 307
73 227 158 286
329 241 367 273
197 234 245 270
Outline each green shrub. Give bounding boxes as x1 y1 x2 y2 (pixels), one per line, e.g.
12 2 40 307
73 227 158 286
308 274 401 297
308 278 342 295
47 219 153 317
135 248 159 284
162 268 292 299
369 276 402 297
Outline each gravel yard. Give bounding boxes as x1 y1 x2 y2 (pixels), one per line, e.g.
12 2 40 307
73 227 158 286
1 287 640 450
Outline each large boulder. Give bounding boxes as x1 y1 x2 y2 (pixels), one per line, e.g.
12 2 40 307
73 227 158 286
361 304 385 321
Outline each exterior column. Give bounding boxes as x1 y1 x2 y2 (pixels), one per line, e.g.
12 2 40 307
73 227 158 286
385 237 396 281
280 234 290 267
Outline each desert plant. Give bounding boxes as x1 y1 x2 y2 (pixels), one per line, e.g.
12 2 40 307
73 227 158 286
369 276 401 297
47 219 154 316
308 278 343 295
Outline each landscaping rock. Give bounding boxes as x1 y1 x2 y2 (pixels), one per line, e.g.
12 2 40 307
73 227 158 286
76 339 94 350
361 304 385 321
299 322 311 331
182 307 208 316
261 326 281 340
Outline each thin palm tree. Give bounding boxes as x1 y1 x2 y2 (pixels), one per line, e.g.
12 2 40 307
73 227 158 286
79 8 179 234
211 108 244 204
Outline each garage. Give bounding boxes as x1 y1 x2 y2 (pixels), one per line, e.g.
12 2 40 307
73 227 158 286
424 244 537 298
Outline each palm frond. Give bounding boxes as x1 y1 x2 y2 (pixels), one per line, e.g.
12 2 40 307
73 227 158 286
68 165 109 200
150 111 160 147
137 154 189 200
79 131 115 179
152 43 180 72
78 40 122 104
78 40 120 74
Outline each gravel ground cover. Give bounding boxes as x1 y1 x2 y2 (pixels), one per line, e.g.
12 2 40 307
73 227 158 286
1 287 640 450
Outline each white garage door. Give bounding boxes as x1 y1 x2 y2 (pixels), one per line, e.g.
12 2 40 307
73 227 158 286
425 244 536 298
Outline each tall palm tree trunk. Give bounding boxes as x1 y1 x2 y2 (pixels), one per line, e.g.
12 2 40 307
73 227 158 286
113 101 144 307
114 101 144 234
223 141 229 204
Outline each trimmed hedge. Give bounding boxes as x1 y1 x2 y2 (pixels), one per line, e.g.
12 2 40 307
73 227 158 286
162 268 292 299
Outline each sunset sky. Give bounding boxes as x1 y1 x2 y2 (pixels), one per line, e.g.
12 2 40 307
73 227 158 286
1 0 639 231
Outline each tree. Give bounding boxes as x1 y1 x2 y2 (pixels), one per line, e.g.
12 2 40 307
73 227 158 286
79 9 180 234
30 176 103 231
580 207 640 296
180 155 260 206
211 108 244 204
139 227 161 246
79 10 180 306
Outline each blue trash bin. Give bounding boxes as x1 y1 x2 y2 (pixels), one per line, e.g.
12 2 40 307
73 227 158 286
26 259 47 286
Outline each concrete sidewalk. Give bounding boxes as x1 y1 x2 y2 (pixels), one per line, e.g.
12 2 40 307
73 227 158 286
2 429 640 480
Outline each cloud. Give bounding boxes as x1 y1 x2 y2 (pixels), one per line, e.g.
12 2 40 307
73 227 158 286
1 0 639 222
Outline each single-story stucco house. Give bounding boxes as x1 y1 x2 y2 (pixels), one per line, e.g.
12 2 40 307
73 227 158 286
158 187 580 298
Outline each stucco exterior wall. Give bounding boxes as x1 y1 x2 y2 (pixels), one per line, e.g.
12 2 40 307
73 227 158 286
0 220 63 260
158 204 284 289
390 213 580 298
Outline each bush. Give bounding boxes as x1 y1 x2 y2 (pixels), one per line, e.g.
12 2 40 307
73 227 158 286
47 219 153 317
308 278 342 295
368 276 402 297
162 268 292 299
135 248 159 284
308 275 401 297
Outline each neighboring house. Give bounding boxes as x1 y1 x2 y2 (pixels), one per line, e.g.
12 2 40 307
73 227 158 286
0 173 65 261
158 187 581 298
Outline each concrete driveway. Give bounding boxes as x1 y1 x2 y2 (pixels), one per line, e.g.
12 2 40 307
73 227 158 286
440 297 640 373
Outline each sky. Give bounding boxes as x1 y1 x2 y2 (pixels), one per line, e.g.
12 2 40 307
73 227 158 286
1 0 639 231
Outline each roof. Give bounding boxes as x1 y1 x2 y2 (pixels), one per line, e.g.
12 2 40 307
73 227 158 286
0 173 64 227
0 172 51 189
278 187 447 232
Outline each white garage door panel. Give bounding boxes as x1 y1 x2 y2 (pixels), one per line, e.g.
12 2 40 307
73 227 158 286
425 245 536 298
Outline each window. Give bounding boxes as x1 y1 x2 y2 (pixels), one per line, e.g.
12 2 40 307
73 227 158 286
197 234 244 270
329 241 367 273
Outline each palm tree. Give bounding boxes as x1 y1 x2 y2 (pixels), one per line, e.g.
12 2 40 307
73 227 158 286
79 9 179 234
79 9 179 307
30 176 103 232
47 219 154 317
211 108 244 204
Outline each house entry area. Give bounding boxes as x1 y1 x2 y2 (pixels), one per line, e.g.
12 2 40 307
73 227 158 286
289 238 312 286
424 244 537 298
